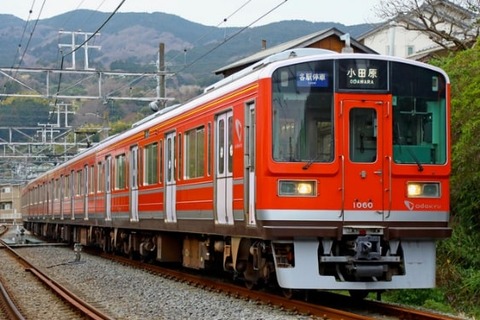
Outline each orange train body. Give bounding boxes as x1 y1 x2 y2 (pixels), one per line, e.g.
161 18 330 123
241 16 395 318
23 49 451 291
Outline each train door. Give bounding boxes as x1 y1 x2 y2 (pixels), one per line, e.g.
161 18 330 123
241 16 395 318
245 102 256 226
84 165 89 220
342 100 386 222
105 156 112 220
165 132 177 222
215 111 234 225
129 145 139 221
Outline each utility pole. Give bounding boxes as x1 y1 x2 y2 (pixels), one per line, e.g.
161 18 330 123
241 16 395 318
159 43 165 100
58 31 101 70
48 102 75 128
150 42 167 112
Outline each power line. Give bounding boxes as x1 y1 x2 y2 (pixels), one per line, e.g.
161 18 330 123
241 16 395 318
175 0 288 75
54 0 127 107
3 0 46 97
10 0 36 69
15 0 47 70
169 0 253 64
60 0 126 59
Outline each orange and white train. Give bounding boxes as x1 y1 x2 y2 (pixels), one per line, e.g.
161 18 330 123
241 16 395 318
22 48 452 296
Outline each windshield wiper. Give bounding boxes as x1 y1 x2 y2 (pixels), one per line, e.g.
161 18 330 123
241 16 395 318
405 147 424 172
302 154 321 170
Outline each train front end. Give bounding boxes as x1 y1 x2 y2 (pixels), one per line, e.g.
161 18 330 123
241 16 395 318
256 52 451 291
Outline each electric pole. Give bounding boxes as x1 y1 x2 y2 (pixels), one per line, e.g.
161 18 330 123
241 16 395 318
58 30 101 70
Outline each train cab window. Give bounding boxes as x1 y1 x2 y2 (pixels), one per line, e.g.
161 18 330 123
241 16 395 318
144 142 158 185
349 108 377 163
391 62 447 165
115 154 127 189
272 60 334 163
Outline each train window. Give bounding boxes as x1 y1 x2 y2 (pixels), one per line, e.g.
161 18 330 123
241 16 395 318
76 169 83 196
272 60 334 163
349 108 377 163
178 133 183 180
65 175 70 199
185 126 205 179
115 154 127 190
84 165 89 195
391 62 447 165
218 119 225 174
97 162 104 192
106 156 112 192
59 175 64 200
54 179 59 200
166 136 175 182
207 123 212 176
144 142 158 185
159 140 163 184
89 165 95 194
70 171 75 197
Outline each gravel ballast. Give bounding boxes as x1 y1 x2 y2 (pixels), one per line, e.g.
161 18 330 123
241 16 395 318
5 243 312 320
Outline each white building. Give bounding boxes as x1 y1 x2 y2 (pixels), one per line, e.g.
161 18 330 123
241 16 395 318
358 0 478 60
0 185 22 223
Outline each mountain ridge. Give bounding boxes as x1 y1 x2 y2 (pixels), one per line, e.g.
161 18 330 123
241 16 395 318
0 10 376 79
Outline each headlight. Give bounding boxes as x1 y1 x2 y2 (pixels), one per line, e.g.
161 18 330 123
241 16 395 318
407 182 440 198
278 180 316 196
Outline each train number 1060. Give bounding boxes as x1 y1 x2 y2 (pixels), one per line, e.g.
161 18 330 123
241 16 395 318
353 201 374 209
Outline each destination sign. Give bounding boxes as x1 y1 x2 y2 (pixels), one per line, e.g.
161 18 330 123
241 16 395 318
337 59 388 91
296 71 329 88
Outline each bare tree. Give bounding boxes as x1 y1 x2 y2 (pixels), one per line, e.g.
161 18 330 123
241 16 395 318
375 0 479 51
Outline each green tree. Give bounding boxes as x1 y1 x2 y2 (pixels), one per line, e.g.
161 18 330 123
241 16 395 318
432 38 480 316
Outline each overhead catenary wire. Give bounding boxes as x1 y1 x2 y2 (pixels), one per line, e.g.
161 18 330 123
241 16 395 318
57 0 108 29
174 0 288 75
59 0 126 61
54 0 107 66
15 0 47 73
10 1 35 69
53 0 127 108
169 0 253 64
3 0 47 97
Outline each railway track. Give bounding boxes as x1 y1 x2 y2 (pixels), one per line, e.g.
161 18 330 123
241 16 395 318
0 280 24 320
0 224 23 320
0 236 113 320
95 250 463 320
0 224 464 319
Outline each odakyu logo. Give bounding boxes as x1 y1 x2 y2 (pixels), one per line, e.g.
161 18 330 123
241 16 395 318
404 200 415 211
404 200 442 211
235 119 242 142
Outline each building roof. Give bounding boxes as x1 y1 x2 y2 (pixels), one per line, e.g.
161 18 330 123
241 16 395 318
214 27 377 75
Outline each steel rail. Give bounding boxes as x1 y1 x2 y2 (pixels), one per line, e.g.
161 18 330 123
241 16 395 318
0 239 114 320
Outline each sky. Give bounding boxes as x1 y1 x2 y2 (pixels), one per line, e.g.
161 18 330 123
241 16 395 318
1 0 382 27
